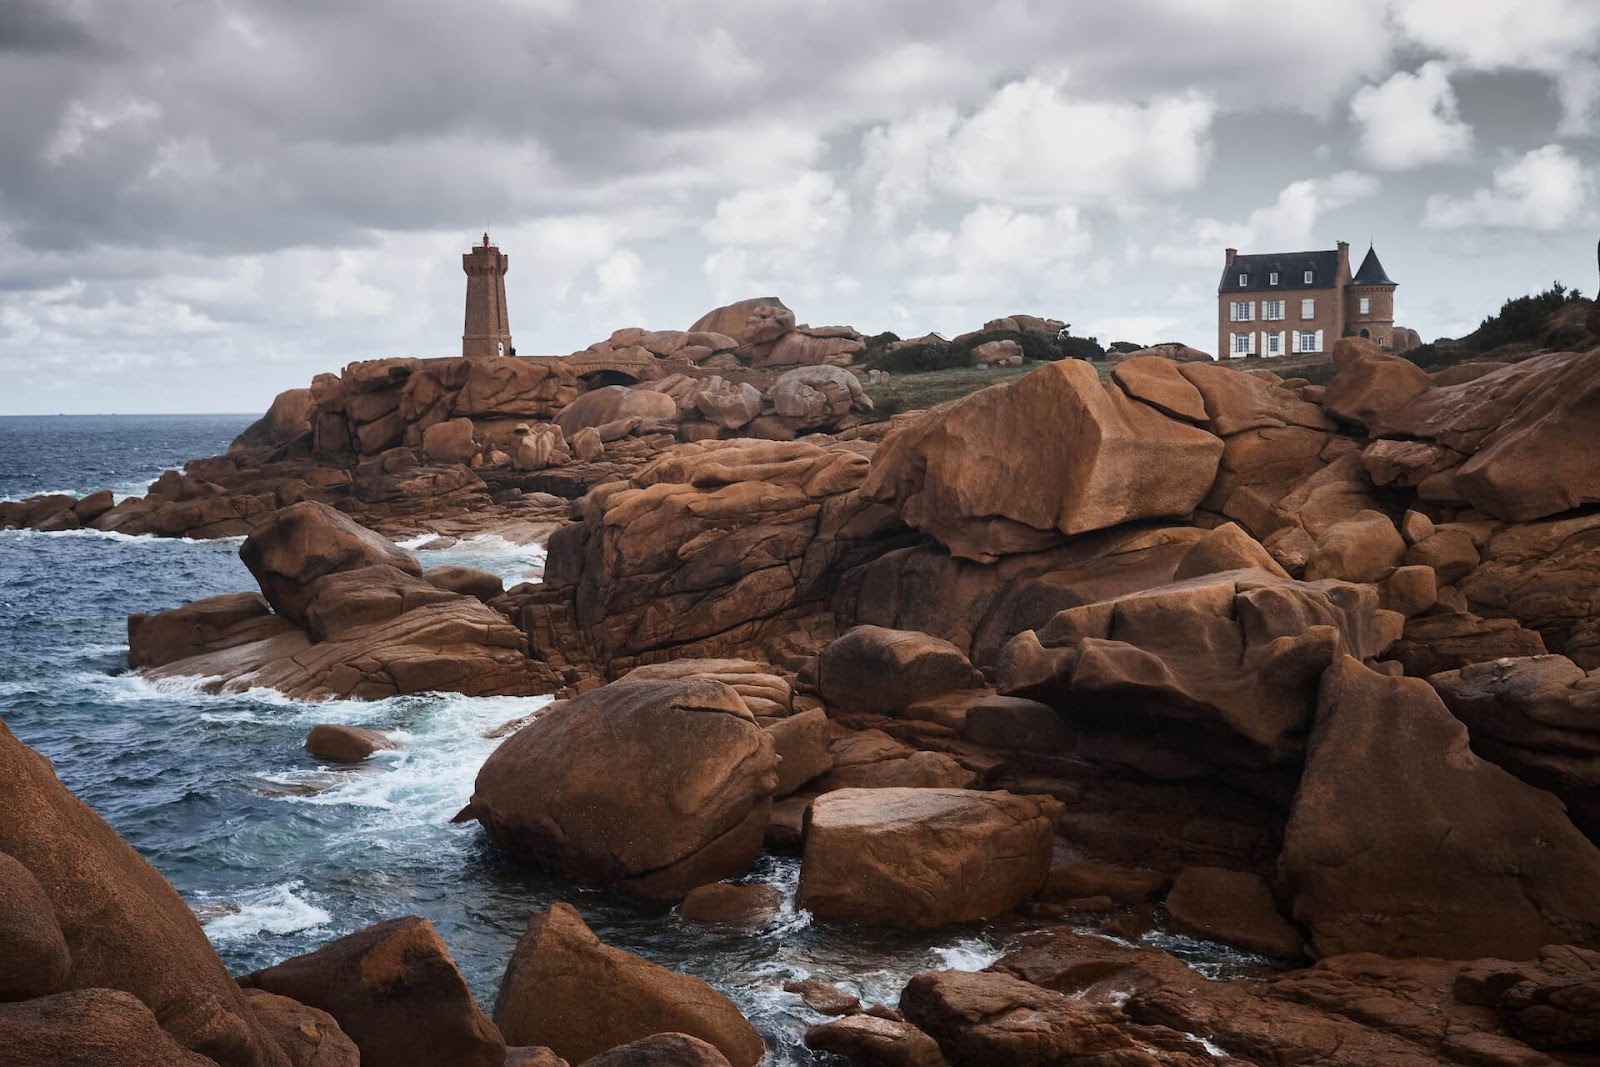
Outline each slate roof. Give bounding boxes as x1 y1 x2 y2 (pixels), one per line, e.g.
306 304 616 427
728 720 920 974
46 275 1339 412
1218 250 1341 293
1351 245 1396 286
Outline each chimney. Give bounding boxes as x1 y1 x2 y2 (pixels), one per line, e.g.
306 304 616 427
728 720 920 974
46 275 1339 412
1225 247 1238 267
1336 240 1350 277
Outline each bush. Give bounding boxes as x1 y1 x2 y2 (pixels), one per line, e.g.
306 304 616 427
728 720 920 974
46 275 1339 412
1460 281 1584 352
863 330 901 350
866 340 968 374
1057 334 1107 361
1108 340 1145 355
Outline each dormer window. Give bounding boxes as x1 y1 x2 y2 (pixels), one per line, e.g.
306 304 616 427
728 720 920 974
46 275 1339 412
1269 272 1279 285
1304 270 1314 284
1239 273 1248 287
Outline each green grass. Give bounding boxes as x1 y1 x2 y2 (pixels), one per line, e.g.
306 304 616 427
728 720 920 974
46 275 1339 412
862 363 1037 418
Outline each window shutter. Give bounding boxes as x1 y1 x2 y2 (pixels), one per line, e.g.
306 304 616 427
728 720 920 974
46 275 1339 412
1229 302 1237 322
1278 331 1287 356
1291 331 1301 354
1314 330 1324 353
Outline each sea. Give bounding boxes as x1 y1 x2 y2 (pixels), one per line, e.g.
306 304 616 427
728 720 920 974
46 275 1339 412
0 414 1254 1062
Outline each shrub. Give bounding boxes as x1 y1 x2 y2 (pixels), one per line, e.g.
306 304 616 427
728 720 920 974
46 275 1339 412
1108 340 1145 354
863 330 901 350
1460 281 1584 352
1057 334 1107 361
866 340 968 374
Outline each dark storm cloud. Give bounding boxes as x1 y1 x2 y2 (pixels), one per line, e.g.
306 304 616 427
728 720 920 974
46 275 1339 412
0 0 101 56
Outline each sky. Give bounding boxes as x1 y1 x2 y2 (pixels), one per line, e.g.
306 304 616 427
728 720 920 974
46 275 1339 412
1 0 1597 414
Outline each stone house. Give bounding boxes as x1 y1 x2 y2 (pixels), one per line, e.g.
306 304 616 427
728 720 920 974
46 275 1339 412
1216 241 1398 359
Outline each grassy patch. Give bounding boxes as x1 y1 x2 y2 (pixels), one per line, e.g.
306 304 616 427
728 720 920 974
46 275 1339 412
862 363 1038 419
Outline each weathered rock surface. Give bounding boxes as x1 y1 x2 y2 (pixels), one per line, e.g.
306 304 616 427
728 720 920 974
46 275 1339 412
1164 866 1304 960
676 882 783 928
1461 514 1600 669
796 787 1061 928
803 1013 946 1067
1429 655 1600 841
998 570 1398 772
240 989 360 1067
863 360 1224 562
816 626 978 715
1280 656 1600 960
0 719 293 1066
462 679 777 900
304 724 395 763
1321 337 1432 429
580 1033 735 1067
0 851 71 1003
493 902 762 1067
0 989 221 1067
239 501 422 629
1372 350 1600 523
240 915 504 1067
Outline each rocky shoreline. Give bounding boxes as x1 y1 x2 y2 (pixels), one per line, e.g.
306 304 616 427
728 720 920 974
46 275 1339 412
4 296 1600 1065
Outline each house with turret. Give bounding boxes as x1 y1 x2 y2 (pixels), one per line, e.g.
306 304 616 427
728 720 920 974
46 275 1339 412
1216 241 1399 359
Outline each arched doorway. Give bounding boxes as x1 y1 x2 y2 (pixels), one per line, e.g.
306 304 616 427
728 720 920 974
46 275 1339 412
1360 329 1371 339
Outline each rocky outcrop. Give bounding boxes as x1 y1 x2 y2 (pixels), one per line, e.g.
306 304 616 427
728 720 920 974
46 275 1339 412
239 501 422 629
1460 514 1600 668
0 718 305 1066
796 787 1062 928
0 989 221 1067
1280 657 1600 960
688 298 796 363
524 438 901 676
581 1034 735 1067
1366 350 1600 523
240 916 504 1067
460 679 777 900
863 360 1224 562
492 903 762 1067
997 570 1400 773
816 626 979 715
1320 337 1432 429
1429 655 1600 841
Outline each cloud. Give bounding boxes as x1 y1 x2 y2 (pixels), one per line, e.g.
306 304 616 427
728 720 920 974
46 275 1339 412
861 76 1216 222
1424 145 1594 231
703 173 851 249
1349 62 1472 170
1150 173 1381 268
1393 0 1600 134
892 203 1092 307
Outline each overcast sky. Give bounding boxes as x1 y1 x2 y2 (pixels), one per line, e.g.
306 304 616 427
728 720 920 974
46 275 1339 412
2 0 1597 414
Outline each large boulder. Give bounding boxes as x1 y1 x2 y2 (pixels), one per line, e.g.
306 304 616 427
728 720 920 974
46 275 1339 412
816 626 979 715
0 719 293 1066
461 679 778 900
581 1034 735 1067
452 357 577 419
1279 656 1600 959
239 501 422 630
554 387 678 436
0 989 220 1067
998 570 1399 771
862 360 1224 562
0 852 70 1002
493 903 762 1067
1429 655 1600 841
1163 867 1303 959
769 365 872 426
688 298 796 359
796 787 1062 928
231 387 315 453
1374 351 1600 523
1320 337 1432 429
240 916 504 1067
1460 514 1600 669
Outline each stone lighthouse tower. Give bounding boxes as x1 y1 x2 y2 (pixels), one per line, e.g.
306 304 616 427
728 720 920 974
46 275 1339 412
462 232 512 359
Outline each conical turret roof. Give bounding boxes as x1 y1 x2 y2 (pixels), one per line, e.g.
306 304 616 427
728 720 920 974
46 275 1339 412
1352 244 1395 286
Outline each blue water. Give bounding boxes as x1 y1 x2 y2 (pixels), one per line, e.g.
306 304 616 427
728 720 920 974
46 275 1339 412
0 414 1032 1064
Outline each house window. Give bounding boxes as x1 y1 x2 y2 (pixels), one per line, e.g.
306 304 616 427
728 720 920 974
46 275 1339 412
1360 296 1371 315
1304 270 1314 284
1300 331 1319 352
1238 273 1248 287
1232 333 1253 356
1267 332 1282 355
1301 298 1315 319
1269 272 1279 285
1230 301 1255 322
1264 300 1285 320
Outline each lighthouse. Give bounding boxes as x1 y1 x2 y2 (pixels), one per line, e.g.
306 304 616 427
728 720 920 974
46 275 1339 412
462 232 512 359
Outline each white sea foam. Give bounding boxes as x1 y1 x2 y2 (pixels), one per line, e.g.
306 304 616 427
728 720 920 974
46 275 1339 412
933 938 1004 972
0 526 242 547
201 881 331 942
